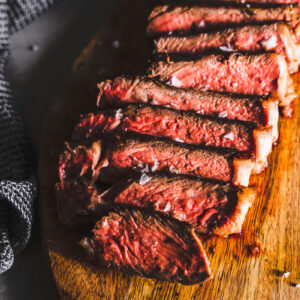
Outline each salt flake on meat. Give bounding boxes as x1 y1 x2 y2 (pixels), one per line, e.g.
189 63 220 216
224 132 234 141
139 173 152 185
198 20 205 28
197 109 205 115
175 138 184 143
261 36 277 50
151 161 159 172
141 164 150 173
219 45 233 52
164 202 171 212
170 76 182 88
218 111 228 118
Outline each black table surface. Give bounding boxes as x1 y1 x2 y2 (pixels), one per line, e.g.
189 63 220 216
0 1 118 299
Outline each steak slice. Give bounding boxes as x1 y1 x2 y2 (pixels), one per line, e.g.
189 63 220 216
80 208 213 284
149 53 296 112
57 174 256 237
72 105 274 166
155 23 300 74
98 176 256 237
147 5 299 36
58 136 256 186
97 76 279 141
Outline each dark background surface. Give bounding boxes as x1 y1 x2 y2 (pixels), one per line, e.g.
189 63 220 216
0 1 118 299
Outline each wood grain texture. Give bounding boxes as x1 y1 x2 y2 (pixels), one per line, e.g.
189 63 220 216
39 1 300 299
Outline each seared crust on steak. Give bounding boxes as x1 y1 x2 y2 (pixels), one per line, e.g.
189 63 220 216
147 5 299 35
80 208 213 284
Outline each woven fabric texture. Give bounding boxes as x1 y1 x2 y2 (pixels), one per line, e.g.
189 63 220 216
0 0 58 274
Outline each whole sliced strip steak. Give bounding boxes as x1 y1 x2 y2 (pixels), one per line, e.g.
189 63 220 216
80 208 213 284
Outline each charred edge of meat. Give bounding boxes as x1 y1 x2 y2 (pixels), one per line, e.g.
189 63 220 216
152 51 263 63
80 208 213 284
212 187 256 237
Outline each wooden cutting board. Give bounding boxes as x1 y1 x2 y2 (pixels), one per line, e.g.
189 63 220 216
39 1 300 299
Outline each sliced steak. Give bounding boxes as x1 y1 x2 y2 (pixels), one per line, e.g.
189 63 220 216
99 176 255 238
149 53 296 111
155 23 300 74
72 105 273 166
57 174 256 237
80 208 212 284
97 76 279 141
147 5 299 36
59 136 256 186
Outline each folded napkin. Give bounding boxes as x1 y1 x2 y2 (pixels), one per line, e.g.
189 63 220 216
0 0 58 274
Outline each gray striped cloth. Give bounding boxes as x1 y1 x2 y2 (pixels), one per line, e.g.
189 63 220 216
0 0 58 274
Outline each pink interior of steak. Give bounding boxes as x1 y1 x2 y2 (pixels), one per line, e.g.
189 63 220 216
151 54 281 96
122 106 253 152
147 6 296 35
73 106 254 152
73 110 123 141
91 209 211 283
108 139 232 182
98 77 264 124
108 176 237 232
155 24 285 54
